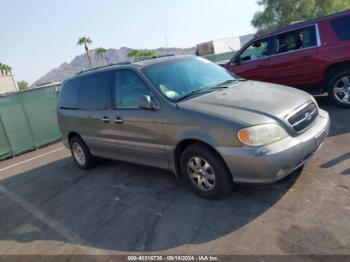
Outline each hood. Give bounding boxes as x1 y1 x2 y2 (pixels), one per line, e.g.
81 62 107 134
178 80 313 126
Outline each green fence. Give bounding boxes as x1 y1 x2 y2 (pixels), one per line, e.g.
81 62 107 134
0 85 61 160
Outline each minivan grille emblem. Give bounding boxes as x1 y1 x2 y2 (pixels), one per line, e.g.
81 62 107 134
304 112 312 121
287 103 318 133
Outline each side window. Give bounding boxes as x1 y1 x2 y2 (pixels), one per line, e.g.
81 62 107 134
59 78 81 109
79 71 114 110
115 70 150 108
331 16 350 41
274 26 317 54
240 39 269 62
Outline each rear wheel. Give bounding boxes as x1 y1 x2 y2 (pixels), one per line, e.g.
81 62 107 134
70 136 95 169
328 70 350 108
180 143 233 199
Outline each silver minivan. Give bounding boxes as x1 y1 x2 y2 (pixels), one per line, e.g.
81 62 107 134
58 55 330 199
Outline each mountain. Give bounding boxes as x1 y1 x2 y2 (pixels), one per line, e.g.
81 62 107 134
31 47 196 87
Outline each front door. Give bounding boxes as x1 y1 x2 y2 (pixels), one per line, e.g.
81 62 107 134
110 69 168 169
227 38 271 82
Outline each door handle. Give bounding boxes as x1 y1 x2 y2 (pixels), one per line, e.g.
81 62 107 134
256 64 266 69
114 117 123 124
101 116 110 123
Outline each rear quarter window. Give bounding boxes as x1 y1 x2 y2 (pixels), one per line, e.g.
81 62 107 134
79 71 114 110
59 78 81 109
330 15 350 40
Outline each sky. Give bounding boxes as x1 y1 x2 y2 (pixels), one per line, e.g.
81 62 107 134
0 0 260 84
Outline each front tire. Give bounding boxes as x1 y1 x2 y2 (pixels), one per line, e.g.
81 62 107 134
328 70 350 108
180 143 233 199
70 136 95 169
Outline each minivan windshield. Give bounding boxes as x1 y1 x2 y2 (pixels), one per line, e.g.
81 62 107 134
143 57 238 102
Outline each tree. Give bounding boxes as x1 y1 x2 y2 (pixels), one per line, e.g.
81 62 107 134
0 64 12 75
252 0 350 34
127 49 158 59
96 47 107 65
77 37 93 67
17 80 28 90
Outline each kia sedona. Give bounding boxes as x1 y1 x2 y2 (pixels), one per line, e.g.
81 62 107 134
58 55 330 199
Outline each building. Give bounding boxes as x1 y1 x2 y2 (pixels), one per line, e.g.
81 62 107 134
0 73 19 94
196 34 255 56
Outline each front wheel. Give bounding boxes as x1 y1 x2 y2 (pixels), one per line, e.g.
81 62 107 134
328 70 350 108
180 143 233 199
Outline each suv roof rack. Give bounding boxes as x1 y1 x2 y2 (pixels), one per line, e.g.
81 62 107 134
134 53 175 62
77 61 131 75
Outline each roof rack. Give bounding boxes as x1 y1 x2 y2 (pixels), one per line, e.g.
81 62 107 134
134 53 175 62
77 61 131 75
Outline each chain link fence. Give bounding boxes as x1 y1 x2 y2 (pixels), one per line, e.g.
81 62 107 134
0 85 61 160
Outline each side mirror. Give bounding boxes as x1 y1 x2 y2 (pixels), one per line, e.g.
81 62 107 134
138 95 155 110
232 56 241 65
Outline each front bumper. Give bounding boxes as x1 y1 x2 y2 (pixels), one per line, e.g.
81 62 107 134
217 109 330 184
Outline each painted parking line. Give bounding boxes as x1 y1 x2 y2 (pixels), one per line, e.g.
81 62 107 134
0 147 65 173
0 183 86 244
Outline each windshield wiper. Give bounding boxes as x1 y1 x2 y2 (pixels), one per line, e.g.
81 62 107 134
215 79 238 87
175 86 223 102
175 88 208 102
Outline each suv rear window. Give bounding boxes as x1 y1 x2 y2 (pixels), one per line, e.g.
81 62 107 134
330 16 350 41
59 78 81 109
79 71 114 110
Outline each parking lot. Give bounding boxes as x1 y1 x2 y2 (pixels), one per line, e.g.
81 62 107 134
0 96 349 256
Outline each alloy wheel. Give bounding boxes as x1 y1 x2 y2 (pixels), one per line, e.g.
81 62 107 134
333 76 350 105
72 142 86 166
187 156 216 191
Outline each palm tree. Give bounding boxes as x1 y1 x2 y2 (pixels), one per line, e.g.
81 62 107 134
4 65 12 75
77 37 93 68
0 64 12 75
96 47 107 65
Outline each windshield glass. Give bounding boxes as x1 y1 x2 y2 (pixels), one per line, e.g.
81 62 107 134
143 57 238 101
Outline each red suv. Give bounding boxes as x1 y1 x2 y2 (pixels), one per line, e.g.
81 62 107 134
223 10 350 107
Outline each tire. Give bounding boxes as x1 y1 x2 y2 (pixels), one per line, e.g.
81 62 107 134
180 143 233 200
328 69 350 108
69 136 96 169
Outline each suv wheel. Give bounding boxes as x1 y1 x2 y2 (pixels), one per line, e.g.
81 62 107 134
70 136 95 169
328 70 350 108
180 143 233 199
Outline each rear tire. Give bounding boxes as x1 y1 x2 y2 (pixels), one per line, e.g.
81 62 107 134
328 70 350 108
180 143 233 200
69 136 95 169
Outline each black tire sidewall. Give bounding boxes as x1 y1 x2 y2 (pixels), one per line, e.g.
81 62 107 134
328 70 350 108
180 143 233 199
69 136 95 169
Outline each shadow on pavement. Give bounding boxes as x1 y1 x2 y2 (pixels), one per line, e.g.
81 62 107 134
315 95 350 175
320 152 350 169
0 156 300 252
0 94 347 252
315 95 350 137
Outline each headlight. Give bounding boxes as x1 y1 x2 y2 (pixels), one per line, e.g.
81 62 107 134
237 123 288 146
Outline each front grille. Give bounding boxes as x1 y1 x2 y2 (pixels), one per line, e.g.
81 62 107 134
287 103 318 132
